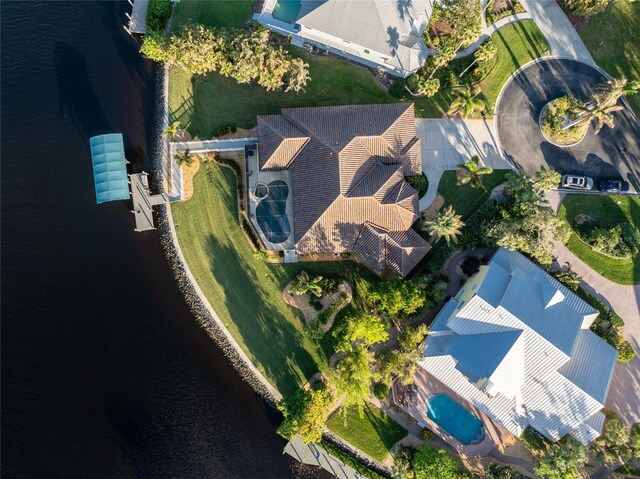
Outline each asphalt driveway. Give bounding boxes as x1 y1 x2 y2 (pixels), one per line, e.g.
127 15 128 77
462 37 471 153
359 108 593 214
495 58 640 193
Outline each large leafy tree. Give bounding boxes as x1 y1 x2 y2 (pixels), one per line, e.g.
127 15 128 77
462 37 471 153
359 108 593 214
457 156 493 188
592 414 640 463
369 278 425 319
381 324 429 386
535 436 587 479
332 346 376 415
447 86 486 118
531 167 562 192
140 25 309 93
423 205 464 244
277 385 334 444
413 446 463 479
333 313 389 352
484 172 570 265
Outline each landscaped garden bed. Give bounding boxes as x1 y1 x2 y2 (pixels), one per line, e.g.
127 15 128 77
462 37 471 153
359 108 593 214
410 20 549 118
485 0 526 25
558 194 640 285
283 272 353 338
540 96 589 146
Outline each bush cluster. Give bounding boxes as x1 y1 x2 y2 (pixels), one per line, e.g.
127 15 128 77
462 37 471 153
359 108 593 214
141 25 309 93
405 174 429 198
576 221 639 259
146 0 172 32
214 125 237 137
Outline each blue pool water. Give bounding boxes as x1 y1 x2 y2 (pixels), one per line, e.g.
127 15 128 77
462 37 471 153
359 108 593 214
426 394 484 444
272 0 302 23
256 180 291 244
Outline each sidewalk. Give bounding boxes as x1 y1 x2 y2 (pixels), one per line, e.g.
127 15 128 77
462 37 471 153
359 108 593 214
519 0 595 65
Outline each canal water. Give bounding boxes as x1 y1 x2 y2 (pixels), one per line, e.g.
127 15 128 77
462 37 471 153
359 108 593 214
1 2 317 477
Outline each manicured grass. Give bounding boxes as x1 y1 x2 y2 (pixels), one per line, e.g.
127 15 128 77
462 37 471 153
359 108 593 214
580 0 640 115
326 403 408 462
413 20 549 118
172 0 254 29
171 161 376 394
170 47 395 138
558 194 640 285
437 169 512 219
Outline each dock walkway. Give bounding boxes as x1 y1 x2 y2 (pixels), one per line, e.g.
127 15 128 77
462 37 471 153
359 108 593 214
130 172 167 231
128 0 148 35
172 137 257 154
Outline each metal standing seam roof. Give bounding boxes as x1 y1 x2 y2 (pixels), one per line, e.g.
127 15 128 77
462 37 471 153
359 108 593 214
89 134 130 204
420 248 618 445
296 0 432 72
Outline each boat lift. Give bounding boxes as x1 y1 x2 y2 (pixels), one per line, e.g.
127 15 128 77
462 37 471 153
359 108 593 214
89 133 166 232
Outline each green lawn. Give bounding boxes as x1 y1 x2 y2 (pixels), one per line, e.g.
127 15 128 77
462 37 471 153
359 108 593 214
172 0 254 29
580 0 640 115
413 20 549 118
170 49 395 138
437 169 512 219
558 194 640 285
168 3 548 136
326 403 408 462
171 161 376 394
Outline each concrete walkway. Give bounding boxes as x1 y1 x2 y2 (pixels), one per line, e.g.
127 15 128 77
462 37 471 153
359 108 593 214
519 0 595 65
416 119 514 211
552 242 640 426
172 137 257 154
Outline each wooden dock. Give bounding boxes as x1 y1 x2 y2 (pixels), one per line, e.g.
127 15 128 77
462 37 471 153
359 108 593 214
130 173 166 232
127 0 149 35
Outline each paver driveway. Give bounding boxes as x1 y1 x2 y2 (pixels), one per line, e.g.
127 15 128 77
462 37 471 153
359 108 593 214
495 58 640 193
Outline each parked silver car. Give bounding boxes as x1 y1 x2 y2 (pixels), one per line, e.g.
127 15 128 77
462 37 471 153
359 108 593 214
561 175 594 190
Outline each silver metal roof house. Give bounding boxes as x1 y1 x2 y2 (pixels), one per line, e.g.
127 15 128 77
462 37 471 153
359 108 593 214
254 0 433 78
419 248 618 445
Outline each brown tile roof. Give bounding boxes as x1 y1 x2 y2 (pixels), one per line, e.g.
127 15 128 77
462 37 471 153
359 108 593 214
256 103 429 276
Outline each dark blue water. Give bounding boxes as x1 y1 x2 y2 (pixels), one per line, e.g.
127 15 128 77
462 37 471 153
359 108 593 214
1 2 314 477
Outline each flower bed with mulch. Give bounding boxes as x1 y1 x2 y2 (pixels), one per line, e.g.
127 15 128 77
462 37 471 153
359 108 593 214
283 281 352 335
540 96 589 146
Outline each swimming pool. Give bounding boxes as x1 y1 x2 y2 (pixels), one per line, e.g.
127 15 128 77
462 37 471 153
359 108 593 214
272 0 301 23
425 394 484 444
255 180 291 244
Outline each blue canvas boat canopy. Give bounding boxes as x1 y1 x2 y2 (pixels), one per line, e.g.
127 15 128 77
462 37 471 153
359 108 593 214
90 134 130 204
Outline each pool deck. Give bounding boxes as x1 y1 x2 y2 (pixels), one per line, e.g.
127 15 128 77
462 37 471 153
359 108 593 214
392 369 514 457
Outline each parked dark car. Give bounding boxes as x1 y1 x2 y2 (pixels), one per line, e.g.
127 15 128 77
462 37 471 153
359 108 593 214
598 180 630 193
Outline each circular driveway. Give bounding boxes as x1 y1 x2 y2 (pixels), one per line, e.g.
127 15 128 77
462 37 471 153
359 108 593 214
495 58 640 193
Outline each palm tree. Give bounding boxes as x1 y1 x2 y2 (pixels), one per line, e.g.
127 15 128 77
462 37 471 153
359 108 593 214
423 205 464 244
457 156 493 188
576 96 623 134
594 77 640 107
447 86 486 118
175 148 194 168
162 120 181 142
290 271 325 298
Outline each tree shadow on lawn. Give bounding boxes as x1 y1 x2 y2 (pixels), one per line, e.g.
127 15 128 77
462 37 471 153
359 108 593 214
204 234 323 395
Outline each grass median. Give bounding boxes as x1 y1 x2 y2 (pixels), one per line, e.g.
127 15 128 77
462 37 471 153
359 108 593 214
558 194 640 285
